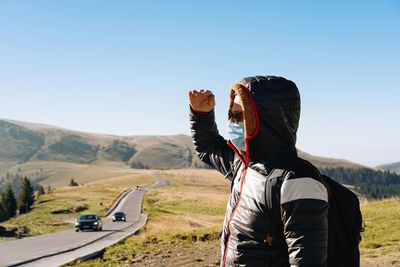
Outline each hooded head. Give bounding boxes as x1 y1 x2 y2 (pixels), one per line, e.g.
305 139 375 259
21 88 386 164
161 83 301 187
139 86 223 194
228 75 300 168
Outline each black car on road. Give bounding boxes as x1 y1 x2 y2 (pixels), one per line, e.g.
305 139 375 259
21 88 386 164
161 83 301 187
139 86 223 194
75 214 103 232
112 211 126 222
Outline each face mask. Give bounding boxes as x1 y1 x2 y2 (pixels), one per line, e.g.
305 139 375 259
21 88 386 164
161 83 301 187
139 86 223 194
227 121 246 151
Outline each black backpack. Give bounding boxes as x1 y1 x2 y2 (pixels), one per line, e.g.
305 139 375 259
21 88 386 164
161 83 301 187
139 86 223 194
266 160 364 267
321 174 364 267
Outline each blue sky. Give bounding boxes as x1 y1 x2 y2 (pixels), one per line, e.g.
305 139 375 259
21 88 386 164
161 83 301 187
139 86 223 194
0 1 399 167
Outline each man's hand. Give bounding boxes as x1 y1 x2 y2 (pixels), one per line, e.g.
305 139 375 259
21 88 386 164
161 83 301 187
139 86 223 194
188 90 215 113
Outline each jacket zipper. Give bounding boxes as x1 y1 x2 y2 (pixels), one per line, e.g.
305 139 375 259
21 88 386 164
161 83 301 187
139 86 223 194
222 143 249 267
222 82 259 266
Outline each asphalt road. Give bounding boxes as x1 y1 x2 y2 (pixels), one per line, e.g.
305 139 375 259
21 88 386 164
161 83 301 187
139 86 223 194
0 172 169 267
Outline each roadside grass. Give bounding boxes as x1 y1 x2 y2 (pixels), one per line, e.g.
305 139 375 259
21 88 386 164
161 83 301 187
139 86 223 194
66 169 230 266
69 169 400 267
0 173 155 237
360 198 400 265
65 229 221 267
143 170 228 234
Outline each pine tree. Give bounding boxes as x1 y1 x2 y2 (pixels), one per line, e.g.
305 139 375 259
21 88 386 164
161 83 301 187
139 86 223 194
68 178 78 187
47 185 53 194
0 197 7 222
18 177 35 214
37 185 46 198
3 184 17 218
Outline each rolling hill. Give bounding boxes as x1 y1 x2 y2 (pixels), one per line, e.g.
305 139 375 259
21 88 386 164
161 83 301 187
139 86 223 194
376 162 400 175
0 118 206 170
0 118 367 189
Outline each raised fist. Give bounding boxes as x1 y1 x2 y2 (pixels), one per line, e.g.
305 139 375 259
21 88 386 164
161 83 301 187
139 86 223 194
188 90 215 113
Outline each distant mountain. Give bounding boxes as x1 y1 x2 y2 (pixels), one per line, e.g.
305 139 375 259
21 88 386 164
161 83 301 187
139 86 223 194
376 162 400 175
0 120 45 162
297 150 365 169
0 118 207 171
0 118 365 172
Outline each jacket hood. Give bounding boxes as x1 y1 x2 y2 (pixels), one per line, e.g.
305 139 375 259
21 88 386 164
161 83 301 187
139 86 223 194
229 75 300 168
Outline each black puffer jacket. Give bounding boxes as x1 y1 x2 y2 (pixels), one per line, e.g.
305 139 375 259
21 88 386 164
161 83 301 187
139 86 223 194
190 76 328 267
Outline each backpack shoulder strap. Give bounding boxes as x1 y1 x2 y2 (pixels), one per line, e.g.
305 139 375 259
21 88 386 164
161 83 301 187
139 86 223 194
265 158 325 227
265 169 293 211
320 174 332 201
262 168 293 247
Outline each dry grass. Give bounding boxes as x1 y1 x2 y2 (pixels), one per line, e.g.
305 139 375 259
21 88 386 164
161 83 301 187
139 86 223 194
0 171 155 237
360 198 400 266
4 163 399 266
69 169 400 267
67 169 229 266
3 160 151 188
141 169 230 234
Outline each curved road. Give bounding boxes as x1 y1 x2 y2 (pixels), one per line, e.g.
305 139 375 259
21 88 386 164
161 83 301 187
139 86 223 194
0 172 169 267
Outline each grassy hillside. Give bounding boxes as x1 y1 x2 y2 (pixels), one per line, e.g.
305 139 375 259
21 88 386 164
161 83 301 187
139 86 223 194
45 135 99 163
0 119 209 175
0 118 364 172
102 139 136 162
1 161 151 190
298 150 366 169
0 120 45 163
2 117 380 199
66 169 229 267
360 198 400 266
0 172 155 238
376 162 400 175
67 170 400 267
127 135 204 169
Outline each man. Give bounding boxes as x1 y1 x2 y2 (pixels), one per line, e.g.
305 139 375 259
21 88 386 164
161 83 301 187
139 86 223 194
189 76 328 267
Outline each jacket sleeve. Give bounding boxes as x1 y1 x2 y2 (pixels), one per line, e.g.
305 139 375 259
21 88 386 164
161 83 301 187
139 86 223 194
280 177 329 267
189 107 235 179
